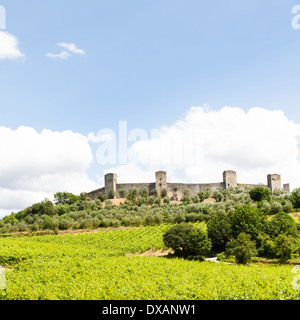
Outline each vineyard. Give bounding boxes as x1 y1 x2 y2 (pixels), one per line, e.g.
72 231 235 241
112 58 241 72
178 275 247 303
0 225 299 300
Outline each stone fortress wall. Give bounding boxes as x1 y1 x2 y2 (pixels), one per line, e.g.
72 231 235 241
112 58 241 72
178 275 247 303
86 170 290 201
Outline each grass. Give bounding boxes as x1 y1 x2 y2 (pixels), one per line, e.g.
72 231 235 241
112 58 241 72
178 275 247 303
0 225 299 300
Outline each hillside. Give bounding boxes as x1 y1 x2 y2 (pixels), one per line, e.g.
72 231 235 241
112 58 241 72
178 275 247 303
0 225 299 300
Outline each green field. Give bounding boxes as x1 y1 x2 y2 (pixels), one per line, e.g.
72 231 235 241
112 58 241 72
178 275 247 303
0 225 299 300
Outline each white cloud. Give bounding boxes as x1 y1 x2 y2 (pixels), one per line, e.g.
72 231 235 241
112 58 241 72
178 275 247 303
0 126 99 218
57 42 85 55
46 42 85 60
46 51 71 60
102 106 300 190
0 31 24 60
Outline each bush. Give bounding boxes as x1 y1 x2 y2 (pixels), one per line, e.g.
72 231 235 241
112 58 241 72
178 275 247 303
59 218 73 230
212 189 223 202
275 234 294 260
249 187 271 202
283 201 294 213
226 233 257 264
127 189 138 201
163 196 170 205
229 205 268 240
119 189 126 198
150 189 158 197
163 223 211 260
139 188 149 197
269 212 298 238
271 201 283 214
108 189 115 199
257 234 276 258
207 213 232 252
98 193 107 202
161 188 168 198
260 201 272 215
291 188 300 209
54 192 79 206
153 198 161 205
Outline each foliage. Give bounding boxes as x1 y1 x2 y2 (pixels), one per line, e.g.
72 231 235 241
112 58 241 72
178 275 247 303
257 234 276 258
228 205 268 240
97 192 107 202
163 223 211 259
226 233 257 264
269 212 298 238
207 213 231 251
274 234 294 260
161 188 168 198
291 188 300 209
119 189 126 198
54 192 80 206
249 187 271 202
108 189 115 199
126 189 138 201
0 226 299 300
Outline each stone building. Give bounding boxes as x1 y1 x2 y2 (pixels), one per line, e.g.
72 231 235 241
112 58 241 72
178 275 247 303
85 170 290 200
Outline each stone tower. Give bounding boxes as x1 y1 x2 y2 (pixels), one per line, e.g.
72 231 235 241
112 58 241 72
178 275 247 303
105 173 117 197
155 171 167 196
223 170 237 189
283 183 290 193
267 174 281 194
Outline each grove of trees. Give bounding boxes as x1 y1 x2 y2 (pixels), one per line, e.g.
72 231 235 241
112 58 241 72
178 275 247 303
1 186 300 264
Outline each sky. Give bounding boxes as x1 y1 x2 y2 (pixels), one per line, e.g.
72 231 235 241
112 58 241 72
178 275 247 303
0 0 300 217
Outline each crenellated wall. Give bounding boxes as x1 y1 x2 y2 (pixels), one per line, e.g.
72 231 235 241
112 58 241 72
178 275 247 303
85 170 289 200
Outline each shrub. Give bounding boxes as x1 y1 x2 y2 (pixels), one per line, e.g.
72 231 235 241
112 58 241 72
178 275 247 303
163 223 211 259
212 189 223 202
249 187 271 202
271 201 283 214
197 192 205 202
17 221 29 232
257 234 276 258
260 201 272 215
127 189 138 201
275 234 294 260
119 189 126 198
229 205 268 240
150 189 158 197
226 233 257 264
269 211 298 238
143 214 156 226
111 219 121 228
136 197 148 206
187 228 211 260
42 215 53 230
291 188 300 209
153 198 161 205
163 196 170 205
59 218 73 230
54 192 79 206
283 201 293 213
173 212 186 224
139 188 149 197
108 189 115 199
207 213 232 252
161 188 168 198
98 193 107 202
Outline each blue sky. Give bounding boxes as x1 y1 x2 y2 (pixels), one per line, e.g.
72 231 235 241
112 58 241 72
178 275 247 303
0 0 300 215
